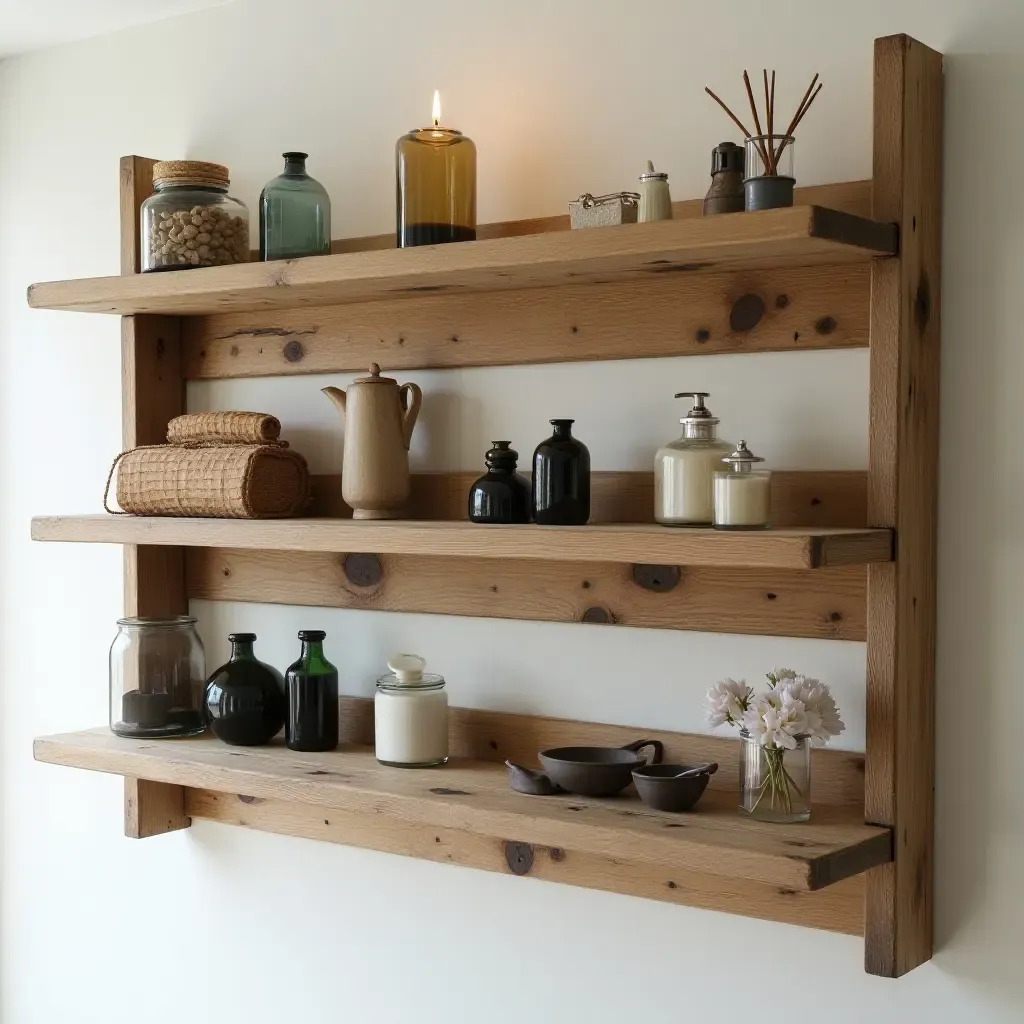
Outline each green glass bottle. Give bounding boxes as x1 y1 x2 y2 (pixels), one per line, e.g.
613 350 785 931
259 152 331 261
285 630 339 752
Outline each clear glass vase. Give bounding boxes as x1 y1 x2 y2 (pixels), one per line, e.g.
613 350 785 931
739 731 811 822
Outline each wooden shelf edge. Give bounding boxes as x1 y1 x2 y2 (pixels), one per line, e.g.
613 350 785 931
29 516 894 570
34 728 891 894
26 203 896 317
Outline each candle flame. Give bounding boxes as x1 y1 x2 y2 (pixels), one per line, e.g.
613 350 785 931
432 89 441 128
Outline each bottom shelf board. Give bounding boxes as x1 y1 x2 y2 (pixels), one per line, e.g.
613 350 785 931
34 729 891 893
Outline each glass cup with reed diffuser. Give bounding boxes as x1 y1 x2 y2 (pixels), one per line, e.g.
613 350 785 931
744 134 795 210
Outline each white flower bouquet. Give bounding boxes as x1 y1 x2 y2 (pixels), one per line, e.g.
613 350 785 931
705 669 845 820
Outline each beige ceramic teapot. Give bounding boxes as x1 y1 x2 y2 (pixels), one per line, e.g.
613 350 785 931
322 364 422 520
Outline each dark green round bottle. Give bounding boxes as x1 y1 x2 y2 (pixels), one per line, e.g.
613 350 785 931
203 633 285 746
285 630 339 752
259 152 331 261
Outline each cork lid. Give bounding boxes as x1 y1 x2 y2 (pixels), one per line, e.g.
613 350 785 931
152 160 230 189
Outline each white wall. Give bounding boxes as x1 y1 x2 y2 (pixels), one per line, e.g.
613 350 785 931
1 1 1022 1020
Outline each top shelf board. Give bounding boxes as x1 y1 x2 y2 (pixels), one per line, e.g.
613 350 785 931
28 206 897 317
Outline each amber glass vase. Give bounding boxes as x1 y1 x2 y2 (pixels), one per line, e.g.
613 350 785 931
396 123 476 247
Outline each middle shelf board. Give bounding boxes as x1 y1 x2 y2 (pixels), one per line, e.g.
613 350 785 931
34 727 891 892
31 516 894 570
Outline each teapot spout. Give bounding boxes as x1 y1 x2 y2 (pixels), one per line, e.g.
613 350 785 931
321 386 347 419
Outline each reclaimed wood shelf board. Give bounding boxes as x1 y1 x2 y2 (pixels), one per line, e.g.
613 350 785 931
30 515 894 570
33 727 891 893
26 205 896 317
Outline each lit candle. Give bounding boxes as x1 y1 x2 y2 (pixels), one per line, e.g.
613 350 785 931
396 90 477 247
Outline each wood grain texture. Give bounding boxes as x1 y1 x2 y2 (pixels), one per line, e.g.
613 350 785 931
187 548 866 640
181 264 868 380
332 696 867 808
186 790 867 935
34 727 889 892
316 179 874 255
31 515 893 570
27 204 896 317
309 470 868 529
119 157 190 838
865 35 942 977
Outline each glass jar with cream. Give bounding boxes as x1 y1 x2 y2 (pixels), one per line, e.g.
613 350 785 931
713 440 771 529
654 392 734 526
375 654 449 768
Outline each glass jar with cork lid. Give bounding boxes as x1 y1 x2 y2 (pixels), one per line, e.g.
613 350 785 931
140 160 250 272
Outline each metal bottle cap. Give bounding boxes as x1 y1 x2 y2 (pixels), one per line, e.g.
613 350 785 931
674 391 719 423
640 159 669 182
711 142 744 175
721 440 765 472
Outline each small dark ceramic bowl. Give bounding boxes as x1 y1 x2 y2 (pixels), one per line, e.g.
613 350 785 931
538 739 664 797
632 763 717 812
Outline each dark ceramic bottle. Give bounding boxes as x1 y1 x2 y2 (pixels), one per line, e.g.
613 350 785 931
203 633 285 746
468 441 531 524
285 630 339 752
532 419 591 525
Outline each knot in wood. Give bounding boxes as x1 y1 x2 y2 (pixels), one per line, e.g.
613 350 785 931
343 553 382 587
631 564 681 592
504 841 534 875
729 293 765 332
283 339 305 362
581 606 613 624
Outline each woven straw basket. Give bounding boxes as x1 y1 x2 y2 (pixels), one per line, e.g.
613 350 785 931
107 444 310 519
166 411 281 445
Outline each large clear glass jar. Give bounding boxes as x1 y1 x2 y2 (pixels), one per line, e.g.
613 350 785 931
739 731 811 823
375 654 448 767
141 160 249 272
109 617 206 738
655 392 733 526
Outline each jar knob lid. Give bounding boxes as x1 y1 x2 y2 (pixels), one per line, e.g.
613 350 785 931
721 439 765 470
387 653 426 683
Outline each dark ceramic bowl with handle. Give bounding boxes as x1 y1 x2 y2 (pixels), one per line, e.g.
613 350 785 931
632 762 718 812
537 739 664 797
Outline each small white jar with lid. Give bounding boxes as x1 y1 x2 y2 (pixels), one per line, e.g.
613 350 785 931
713 440 771 530
638 160 673 222
375 654 449 768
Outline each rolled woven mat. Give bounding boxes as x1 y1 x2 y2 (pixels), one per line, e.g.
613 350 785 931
106 444 310 519
166 411 282 445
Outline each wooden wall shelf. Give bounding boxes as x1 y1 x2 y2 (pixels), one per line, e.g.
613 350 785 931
34 700 890 905
28 205 895 317
26 34 942 978
31 515 893 570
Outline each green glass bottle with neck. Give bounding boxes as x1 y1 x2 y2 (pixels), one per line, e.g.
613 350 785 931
259 152 331 261
285 630 339 752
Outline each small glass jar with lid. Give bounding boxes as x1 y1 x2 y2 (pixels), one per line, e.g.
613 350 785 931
375 654 448 768
109 616 206 738
713 440 771 530
140 160 250 272
654 392 734 526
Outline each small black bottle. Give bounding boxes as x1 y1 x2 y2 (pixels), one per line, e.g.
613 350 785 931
532 419 591 525
468 441 531 524
203 633 285 746
285 630 339 752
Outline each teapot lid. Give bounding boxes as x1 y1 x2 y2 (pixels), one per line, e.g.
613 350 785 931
353 363 397 384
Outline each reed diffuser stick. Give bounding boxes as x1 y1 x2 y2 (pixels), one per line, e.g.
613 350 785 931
763 70 775 174
704 87 754 140
743 71 771 171
773 75 822 168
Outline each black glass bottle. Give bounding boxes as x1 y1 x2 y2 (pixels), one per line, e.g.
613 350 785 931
532 419 591 525
468 441 531 524
285 630 339 752
203 633 285 746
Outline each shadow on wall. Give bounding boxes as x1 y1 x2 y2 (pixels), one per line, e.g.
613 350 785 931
932 47 1024 1005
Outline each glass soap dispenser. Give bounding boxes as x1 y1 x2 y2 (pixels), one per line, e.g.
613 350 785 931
714 440 771 530
259 152 331 261
654 392 733 526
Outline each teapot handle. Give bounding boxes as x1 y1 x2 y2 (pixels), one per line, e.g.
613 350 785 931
398 383 422 450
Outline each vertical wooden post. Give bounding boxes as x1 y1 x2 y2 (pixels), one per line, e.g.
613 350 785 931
865 36 942 976
119 156 190 837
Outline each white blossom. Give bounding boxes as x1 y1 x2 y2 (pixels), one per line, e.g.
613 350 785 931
704 678 753 728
